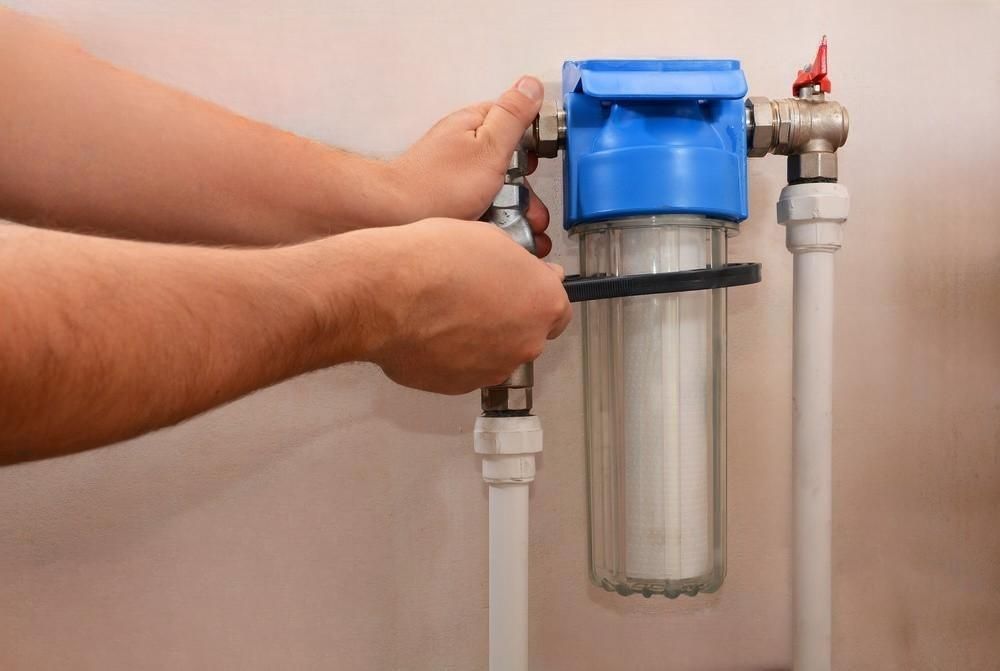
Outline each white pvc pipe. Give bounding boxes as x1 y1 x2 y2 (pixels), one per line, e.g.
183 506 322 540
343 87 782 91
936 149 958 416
792 250 834 671
489 483 529 671
474 415 542 671
778 182 849 671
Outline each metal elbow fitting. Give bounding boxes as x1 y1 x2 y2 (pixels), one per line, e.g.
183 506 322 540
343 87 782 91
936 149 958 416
487 182 536 253
483 149 536 255
479 148 537 416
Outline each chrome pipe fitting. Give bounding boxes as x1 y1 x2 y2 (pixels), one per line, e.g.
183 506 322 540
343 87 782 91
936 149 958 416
746 91 849 182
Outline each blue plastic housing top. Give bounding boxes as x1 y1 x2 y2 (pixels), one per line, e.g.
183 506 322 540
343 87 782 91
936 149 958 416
561 59 749 229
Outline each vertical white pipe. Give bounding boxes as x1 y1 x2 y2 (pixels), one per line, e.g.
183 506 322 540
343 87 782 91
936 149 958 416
792 251 834 671
474 415 542 671
489 483 529 671
778 182 849 671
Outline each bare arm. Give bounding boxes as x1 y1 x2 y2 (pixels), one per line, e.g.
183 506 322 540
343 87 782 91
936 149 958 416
0 9 407 245
0 223 358 462
0 220 570 464
0 9 570 464
0 9 552 250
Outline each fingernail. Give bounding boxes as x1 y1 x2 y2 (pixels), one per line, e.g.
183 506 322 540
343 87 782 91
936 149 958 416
516 76 543 101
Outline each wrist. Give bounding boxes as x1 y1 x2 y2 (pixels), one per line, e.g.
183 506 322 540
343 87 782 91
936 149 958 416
282 227 406 369
368 158 423 226
309 149 419 232
261 140 417 241
385 153 447 224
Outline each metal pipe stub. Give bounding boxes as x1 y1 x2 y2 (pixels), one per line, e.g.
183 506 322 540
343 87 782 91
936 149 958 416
480 138 548 417
482 362 533 416
520 101 566 159
479 149 535 415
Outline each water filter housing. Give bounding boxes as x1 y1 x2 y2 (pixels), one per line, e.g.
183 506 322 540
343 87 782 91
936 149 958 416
563 59 749 597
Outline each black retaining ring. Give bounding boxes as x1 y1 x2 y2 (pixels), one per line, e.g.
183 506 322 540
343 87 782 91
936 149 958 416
563 263 761 303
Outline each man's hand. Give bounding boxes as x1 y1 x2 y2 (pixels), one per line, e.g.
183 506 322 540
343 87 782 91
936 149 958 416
0 12 572 462
0 216 572 462
0 9 553 248
319 218 571 394
390 77 553 256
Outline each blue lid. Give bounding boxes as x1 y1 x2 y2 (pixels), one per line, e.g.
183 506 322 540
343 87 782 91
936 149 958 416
561 59 749 228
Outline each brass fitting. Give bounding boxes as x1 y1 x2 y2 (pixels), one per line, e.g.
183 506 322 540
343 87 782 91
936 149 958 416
746 91 850 182
481 363 534 415
521 101 566 159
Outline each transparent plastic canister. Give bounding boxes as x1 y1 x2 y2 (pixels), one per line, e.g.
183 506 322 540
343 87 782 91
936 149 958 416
575 215 731 598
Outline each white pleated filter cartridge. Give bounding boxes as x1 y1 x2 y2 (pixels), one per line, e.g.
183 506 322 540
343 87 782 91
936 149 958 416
621 225 714 582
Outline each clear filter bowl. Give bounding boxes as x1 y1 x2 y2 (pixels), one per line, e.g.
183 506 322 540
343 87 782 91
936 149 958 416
575 215 730 598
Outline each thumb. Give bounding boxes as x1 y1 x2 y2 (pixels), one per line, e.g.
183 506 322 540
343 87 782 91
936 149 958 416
480 76 543 159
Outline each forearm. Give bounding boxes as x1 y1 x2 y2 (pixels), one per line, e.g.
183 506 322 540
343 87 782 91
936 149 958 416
0 223 370 463
0 9 409 245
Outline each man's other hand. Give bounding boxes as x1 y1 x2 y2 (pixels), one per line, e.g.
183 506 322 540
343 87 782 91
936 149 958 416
390 76 553 256
337 217 571 394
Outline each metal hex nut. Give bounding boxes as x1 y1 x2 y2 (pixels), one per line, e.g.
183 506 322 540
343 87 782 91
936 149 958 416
533 102 563 158
506 149 528 180
746 96 775 157
491 183 529 209
787 151 838 182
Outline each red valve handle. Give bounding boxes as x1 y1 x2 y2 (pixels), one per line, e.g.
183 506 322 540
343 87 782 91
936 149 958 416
792 36 832 96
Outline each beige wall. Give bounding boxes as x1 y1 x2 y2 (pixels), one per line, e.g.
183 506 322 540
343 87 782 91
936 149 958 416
1 1 998 669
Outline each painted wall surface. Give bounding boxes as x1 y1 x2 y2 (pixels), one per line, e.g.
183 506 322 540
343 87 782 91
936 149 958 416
1 1 998 669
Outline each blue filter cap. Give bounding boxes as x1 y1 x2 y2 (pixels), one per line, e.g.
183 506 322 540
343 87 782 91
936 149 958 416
561 59 749 229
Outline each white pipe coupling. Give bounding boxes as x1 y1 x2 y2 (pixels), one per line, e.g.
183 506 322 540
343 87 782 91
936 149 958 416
474 415 543 484
777 182 850 254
